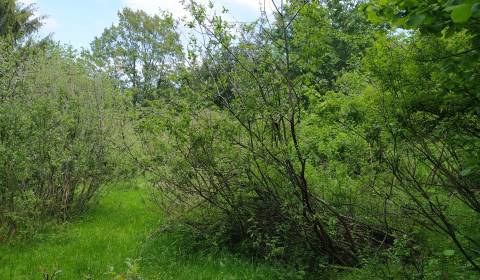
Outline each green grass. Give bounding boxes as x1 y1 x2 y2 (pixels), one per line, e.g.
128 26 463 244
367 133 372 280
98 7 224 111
0 181 295 279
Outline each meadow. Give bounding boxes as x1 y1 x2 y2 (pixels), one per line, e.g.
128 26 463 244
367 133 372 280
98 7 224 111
0 181 294 279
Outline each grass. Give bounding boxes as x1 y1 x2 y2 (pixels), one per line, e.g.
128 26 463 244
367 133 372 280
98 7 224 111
0 181 295 279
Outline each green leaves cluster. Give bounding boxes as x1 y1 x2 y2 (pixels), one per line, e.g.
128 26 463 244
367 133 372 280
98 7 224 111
367 0 480 34
0 40 125 241
140 0 480 276
88 8 183 105
3 0 479 277
0 0 44 45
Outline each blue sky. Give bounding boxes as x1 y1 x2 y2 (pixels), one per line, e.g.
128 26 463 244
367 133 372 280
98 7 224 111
23 0 269 50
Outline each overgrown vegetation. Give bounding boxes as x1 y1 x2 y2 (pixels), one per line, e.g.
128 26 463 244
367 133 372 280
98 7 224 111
1 0 479 278
0 1 130 240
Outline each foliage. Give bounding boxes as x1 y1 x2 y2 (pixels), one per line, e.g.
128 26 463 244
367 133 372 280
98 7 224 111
0 0 44 45
88 8 183 105
144 0 387 270
0 40 122 240
367 0 480 35
2 0 480 278
137 0 480 277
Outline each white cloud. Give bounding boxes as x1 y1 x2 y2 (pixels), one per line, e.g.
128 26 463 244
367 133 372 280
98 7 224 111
122 0 188 17
121 0 274 20
120 0 277 51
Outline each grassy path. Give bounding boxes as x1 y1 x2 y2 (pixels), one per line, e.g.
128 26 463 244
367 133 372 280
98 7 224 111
0 182 291 279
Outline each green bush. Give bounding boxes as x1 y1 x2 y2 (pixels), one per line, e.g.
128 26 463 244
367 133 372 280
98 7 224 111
0 41 122 240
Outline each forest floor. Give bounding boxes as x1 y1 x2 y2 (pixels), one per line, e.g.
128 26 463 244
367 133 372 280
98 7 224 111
0 181 290 279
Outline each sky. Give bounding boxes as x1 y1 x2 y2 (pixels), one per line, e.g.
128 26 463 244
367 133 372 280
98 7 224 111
21 0 270 50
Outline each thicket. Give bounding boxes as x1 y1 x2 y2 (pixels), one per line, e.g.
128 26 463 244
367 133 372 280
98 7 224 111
139 0 480 277
0 1 129 241
1 0 480 278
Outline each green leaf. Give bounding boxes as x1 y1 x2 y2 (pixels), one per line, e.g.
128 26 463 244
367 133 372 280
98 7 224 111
472 3 480 15
450 4 473 23
406 14 426 26
460 166 474 176
443 249 455 257
366 6 379 22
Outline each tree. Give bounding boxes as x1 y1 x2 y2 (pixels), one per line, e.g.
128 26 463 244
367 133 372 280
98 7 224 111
0 0 43 45
143 0 392 268
361 0 480 273
89 8 183 105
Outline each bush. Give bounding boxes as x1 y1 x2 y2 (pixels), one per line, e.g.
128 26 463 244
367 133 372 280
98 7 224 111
0 41 121 240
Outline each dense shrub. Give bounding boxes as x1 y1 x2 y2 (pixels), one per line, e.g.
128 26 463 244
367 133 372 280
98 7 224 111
0 42 121 240
138 0 480 276
142 0 386 269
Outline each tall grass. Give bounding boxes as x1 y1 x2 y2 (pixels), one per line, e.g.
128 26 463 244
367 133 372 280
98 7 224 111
0 181 297 279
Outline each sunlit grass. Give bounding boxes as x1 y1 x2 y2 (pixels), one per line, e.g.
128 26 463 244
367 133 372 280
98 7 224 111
0 181 294 279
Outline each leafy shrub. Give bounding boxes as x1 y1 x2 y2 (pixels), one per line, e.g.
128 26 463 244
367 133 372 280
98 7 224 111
0 41 122 240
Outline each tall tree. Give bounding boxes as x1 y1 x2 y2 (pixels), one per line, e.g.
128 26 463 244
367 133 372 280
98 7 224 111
89 8 183 105
0 0 43 45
